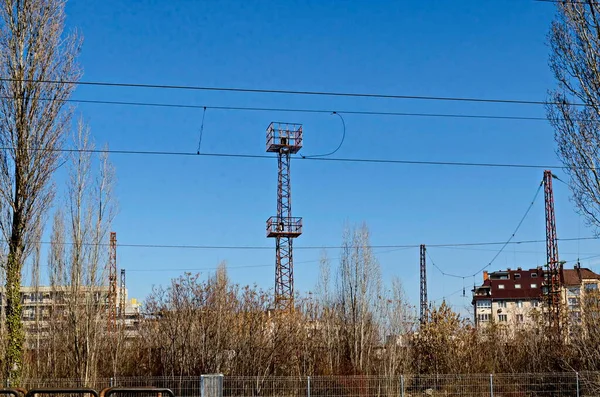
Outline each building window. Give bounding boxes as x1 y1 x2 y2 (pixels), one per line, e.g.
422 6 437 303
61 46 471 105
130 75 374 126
568 287 581 296
568 297 579 307
516 314 524 322
515 284 521 289
585 283 598 292
517 300 523 308
531 283 537 288
499 314 507 322
477 300 492 308
531 273 538 278
477 314 490 322
498 284 505 290
514 274 521 279
532 300 539 307
497 301 507 308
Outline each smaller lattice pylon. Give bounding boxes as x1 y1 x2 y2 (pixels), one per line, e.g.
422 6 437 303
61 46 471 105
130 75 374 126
419 244 427 324
119 269 126 319
108 232 117 331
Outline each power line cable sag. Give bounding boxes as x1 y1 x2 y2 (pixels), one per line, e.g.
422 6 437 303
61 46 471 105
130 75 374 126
0 146 573 170
471 181 544 277
426 250 465 279
0 77 586 106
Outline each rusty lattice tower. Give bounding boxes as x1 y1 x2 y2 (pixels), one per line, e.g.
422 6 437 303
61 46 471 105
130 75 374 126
266 122 303 311
420 244 427 324
543 170 561 333
108 232 117 331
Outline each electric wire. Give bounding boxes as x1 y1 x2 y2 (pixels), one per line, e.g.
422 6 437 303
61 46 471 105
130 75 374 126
196 106 207 154
301 112 346 158
0 77 579 106
0 95 561 122
426 250 465 279
10 236 597 250
0 145 572 170
470 181 544 277
126 246 412 273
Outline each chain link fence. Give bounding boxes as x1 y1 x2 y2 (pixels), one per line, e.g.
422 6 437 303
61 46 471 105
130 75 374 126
7 373 600 397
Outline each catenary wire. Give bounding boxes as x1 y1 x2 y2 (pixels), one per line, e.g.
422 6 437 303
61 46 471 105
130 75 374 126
426 250 465 279
425 181 545 279
0 77 581 106
126 247 412 273
0 94 561 122
16 236 598 250
0 146 572 169
471 181 544 277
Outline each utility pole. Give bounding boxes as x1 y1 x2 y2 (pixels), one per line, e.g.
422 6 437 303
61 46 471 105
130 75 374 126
120 269 126 319
420 244 428 324
266 122 303 311
543 170 561 334
108 232 117 332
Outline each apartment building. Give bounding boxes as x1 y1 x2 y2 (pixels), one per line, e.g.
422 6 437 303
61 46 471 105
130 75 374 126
561 264 600 326
472 267 543 327
0 285 141 335
472 265 600 329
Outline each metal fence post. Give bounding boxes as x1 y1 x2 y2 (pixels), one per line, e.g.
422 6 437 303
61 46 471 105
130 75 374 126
490 374 494 397
576 372 580 397
400 375 405 397
307 376 310 397
201 374 224 397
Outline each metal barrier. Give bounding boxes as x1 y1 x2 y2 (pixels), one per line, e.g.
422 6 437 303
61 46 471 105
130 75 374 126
99 388 174 397
26 389 99 397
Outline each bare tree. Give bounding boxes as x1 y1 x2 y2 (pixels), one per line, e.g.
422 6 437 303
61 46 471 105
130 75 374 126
336 222 381 374
44 122 115 382
0 0 81 382
547 1 600 229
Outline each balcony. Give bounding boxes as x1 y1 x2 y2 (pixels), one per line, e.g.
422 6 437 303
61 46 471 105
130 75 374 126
266 122 302 154
266 216 302 238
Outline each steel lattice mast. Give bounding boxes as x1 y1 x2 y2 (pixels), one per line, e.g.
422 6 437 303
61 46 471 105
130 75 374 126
120 269 126 319
420 244 427 324
266 122 303 311
543 170 561 333
108 232 117 331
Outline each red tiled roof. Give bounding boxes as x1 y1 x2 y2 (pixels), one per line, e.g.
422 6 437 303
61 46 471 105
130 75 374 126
473 267 544 301
472 266 600 302
562 267 600 286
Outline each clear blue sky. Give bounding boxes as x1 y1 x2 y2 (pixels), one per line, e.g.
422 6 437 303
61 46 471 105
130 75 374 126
43 0 599 317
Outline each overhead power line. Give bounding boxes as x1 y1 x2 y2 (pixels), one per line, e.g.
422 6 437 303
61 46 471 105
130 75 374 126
471 181 544 277
0 77 585 107
426 250 465 279
63 98 554 121
0 146 569 170
16 236 598 250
